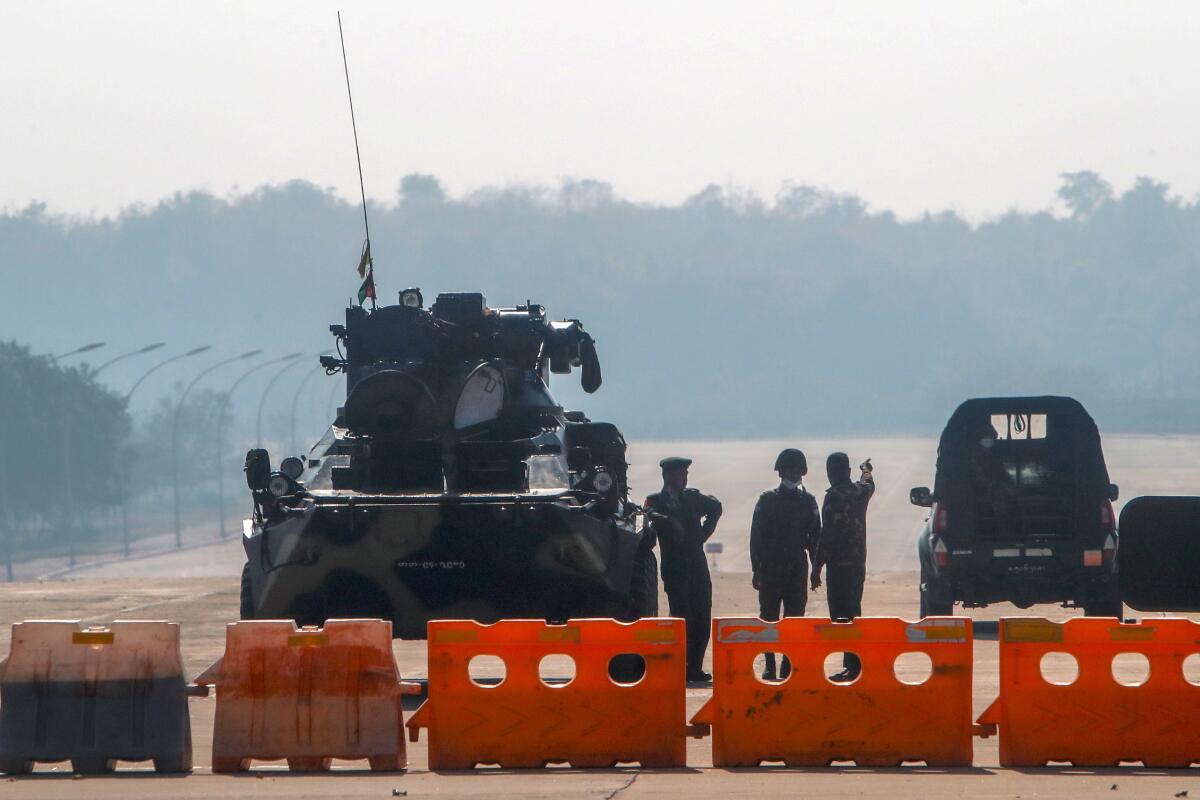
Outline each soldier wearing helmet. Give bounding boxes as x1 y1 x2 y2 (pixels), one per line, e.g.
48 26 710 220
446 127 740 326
750 447 822 680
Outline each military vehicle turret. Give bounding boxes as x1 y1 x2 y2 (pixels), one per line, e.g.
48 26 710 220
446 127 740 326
239 290 656 638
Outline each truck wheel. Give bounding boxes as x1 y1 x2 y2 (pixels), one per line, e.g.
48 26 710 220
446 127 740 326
239 563 254 620
1082 582 1123 618
920 576 953 617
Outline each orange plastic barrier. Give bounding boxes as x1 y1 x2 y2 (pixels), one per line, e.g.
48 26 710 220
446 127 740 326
977 617 1200 767
0 621 194 774
406 617 698 768
195 619 417 772
691 616 975 767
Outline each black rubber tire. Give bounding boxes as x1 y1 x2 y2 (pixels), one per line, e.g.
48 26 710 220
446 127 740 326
920 573 954 617
626 548 660 620
239 562 254 620
1082 581 1124 618
70 758 116 774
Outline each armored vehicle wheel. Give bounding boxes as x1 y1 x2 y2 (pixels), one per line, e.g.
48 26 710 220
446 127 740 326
920 573 953 617
627 548 660 619
70 758 116 774
239 562 254 620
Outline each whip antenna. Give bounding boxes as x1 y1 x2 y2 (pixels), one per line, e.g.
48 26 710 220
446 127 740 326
338 11 376 309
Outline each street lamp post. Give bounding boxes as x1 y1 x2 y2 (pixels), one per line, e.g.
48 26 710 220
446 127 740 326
289 360 330 455
125 346 211 401
171 350 261 549
120 346 211 557
53 343 106 568
92 342 166 376
256 354 307 448
216 353 301 539
50 342 105 363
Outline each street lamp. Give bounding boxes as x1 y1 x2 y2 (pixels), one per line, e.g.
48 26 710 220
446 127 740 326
256 353 307 447
171 350 261 549
119 345 211 557
215 353 300 539
51 342 106 567
51 342 106 362
289 359 332 454
92 342 166 376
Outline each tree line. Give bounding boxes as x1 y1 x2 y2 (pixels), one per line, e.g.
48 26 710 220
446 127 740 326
3 169 1198 443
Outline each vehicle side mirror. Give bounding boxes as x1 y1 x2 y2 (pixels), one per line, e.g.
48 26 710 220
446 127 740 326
1109 483 1120 502
910 486 933 507
244 448 271 491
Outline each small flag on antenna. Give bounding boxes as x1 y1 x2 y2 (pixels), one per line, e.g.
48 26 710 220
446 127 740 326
355 239 375 305
356 241 372 278
357 269 375 304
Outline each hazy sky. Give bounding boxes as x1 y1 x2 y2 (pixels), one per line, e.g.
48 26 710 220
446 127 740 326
4 0 1200 219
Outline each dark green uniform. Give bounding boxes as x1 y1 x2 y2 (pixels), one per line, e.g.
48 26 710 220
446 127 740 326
644 487 722 675
751 484 821 620
816 475 875 619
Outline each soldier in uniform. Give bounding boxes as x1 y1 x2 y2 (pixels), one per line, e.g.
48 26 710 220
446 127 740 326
750 448 821 680
812 452 875 682
643 457 723 682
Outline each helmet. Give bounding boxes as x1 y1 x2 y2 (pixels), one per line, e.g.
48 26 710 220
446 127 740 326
774 448 807 474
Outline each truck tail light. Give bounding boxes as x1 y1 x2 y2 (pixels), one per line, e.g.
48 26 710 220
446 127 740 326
933 538 950 567
1102 532 1117 567
932 503 949 535
1099 501 1115 531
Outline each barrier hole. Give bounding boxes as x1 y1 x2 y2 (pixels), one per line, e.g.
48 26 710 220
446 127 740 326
1111 652 1150 686
1039 652 1079 685
823 651 862 684
893 651 934 685
753 652 792 684
468 655 506 687
1183 654 1200 686
538 653 576 687
608 653 647 685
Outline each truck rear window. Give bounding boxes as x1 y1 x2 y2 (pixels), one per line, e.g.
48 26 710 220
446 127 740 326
990 413 1047 440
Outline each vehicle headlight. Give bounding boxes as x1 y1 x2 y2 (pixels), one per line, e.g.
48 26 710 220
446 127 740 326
280 456 305 480
400 288 424 308
268 474 293 497
592 471 615 494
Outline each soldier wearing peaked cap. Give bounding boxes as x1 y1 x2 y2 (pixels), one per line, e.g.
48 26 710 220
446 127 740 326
750 448 822 681
643 456 722 683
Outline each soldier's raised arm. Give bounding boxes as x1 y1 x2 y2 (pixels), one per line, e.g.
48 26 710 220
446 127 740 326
699 493 723 540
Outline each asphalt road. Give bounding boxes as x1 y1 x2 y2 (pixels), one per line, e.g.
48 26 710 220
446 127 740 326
1 573 1198 798
5 434 1200 796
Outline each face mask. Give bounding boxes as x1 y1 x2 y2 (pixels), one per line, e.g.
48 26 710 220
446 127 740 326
980 437 995 449
780 478 800 491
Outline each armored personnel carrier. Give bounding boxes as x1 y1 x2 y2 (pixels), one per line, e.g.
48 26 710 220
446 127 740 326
240 291 656 638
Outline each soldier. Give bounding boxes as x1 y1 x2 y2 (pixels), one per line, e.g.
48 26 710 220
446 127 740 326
750 448 821 681
812 452 875 682
643 457 722 682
